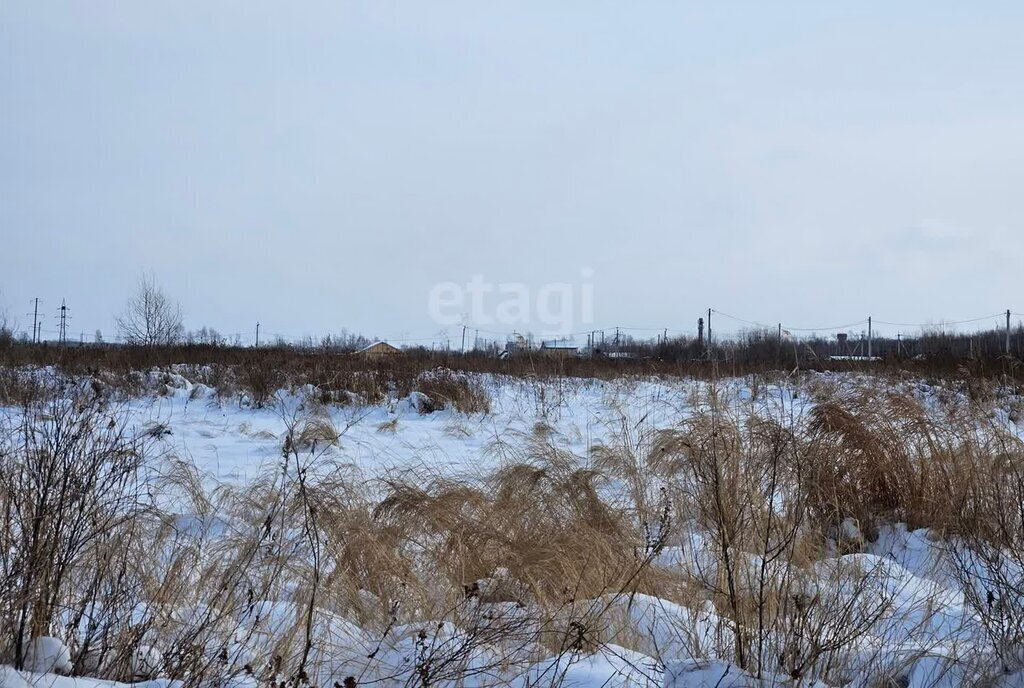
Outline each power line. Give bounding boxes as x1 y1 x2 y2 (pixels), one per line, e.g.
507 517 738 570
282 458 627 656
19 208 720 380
873 313 1006 328
710 309 773 329
711 309 869 333
783 320 870 332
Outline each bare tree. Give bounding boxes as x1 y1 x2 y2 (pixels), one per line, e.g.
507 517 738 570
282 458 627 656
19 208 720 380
0 290 13 346
115 274 183 346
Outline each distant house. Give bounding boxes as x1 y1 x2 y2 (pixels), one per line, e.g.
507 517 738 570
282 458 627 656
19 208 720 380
358 341 402 358
540 339 578 359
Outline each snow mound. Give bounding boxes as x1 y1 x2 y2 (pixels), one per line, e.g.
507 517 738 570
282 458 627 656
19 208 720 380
23 637 72 675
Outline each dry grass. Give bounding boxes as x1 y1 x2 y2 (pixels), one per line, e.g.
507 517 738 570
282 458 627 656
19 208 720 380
374 460 659 607
412 369 492 415
2 367 1024 685
295 414 341 449
801 386 1024 538
375 418 399 434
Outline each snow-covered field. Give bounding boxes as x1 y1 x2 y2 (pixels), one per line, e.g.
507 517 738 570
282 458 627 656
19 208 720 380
3 368 1024 688
122 372 707 484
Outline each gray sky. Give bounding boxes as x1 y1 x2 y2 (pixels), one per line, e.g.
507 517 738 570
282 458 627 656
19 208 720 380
2 2 1023 344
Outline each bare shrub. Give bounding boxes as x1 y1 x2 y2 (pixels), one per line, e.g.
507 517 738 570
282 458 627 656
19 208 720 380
624 383 901 683
0 386 152 669
115 274 184 347
947 427 1024 673
238 359 285 408
0 367 50 406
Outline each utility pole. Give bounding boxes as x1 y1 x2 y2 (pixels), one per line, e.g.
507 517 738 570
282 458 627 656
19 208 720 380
778 323 782 342
1007 309 1012 356
31 298 40 344
867 316 872 359
707 309 712 346
255 322 260 348
461 325 466 354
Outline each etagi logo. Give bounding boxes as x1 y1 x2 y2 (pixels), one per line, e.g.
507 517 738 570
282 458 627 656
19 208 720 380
428 269 595 334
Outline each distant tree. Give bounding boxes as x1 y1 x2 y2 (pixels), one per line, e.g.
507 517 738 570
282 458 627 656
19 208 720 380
186 326 223 346
0 291 13 346
116 274 183 346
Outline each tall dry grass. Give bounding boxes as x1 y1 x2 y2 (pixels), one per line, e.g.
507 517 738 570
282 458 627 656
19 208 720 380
1 369 1024 685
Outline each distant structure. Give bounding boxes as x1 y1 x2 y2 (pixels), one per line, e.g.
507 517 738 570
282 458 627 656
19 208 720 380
837 332 849 355
539 339 578 359
358 341 402 358
503 333 529 356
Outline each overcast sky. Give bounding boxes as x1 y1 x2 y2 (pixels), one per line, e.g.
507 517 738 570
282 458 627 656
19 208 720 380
2 2 1022 344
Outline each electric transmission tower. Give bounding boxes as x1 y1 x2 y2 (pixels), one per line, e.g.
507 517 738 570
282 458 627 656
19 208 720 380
57 299 70 345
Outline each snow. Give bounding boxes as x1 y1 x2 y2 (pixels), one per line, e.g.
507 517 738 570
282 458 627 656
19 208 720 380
108 372 713 486
22 639 71 676
513 646 658 686
0 667 29 688
3 673 177 688
663 659 827 687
